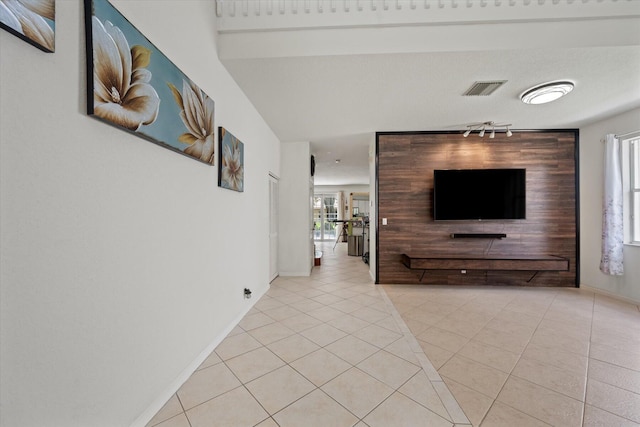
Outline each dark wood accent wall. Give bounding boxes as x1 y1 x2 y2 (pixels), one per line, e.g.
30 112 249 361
376 131 579 286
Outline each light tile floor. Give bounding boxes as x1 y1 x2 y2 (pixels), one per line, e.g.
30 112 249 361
147 242 640 427
384 281 640 426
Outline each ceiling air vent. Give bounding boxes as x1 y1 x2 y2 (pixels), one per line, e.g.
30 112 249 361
463 81 507 96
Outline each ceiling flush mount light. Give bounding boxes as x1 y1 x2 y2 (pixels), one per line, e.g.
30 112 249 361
463 121 512 138
520 81 574 105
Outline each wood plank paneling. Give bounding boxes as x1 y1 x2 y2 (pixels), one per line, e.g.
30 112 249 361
376 131 578 287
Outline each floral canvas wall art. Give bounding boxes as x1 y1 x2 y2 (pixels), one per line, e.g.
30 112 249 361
0 0 55 52
84 0 215 165
218 127 244 192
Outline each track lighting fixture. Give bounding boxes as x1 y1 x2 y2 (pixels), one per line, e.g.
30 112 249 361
462 121 513 138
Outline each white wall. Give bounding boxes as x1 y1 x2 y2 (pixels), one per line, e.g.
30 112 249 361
279 142 313 276
0 2 280 426
580 107 640 303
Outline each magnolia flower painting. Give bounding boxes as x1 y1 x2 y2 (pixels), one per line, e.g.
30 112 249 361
92 16 160 131
218 127 245 192
0 0 55 52
85 0 216 165
168 80 215 165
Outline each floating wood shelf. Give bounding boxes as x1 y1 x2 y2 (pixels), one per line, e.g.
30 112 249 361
402 254 569 283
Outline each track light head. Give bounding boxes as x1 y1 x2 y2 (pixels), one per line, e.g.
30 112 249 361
463 121 512 138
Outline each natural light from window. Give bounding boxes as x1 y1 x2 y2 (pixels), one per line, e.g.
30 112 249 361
624 135 640 245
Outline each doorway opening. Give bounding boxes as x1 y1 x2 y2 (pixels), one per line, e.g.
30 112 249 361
269 174 279 282
313 193 338 241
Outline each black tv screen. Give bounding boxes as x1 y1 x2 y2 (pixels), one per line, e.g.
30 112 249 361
433 168 526 220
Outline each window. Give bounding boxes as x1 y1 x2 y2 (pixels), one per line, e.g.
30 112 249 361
630 137 640 243
313 193 338 241
623 134 640 245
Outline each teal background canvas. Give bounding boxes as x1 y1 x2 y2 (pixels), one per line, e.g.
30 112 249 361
0 2 55 52
89 0 214 163
219 128 245 192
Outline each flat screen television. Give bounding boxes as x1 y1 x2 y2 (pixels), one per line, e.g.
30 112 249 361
433 168 526 220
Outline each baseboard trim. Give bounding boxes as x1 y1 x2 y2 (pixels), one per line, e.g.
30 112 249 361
580 284 640 306
279 271 311 277
130 284 269 427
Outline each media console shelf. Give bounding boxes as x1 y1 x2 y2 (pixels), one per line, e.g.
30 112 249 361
401 254 569 283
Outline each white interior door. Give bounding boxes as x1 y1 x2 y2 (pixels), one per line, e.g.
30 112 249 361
269 174 279 282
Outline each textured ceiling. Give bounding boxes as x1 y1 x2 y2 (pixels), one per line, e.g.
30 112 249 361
217 2 640 185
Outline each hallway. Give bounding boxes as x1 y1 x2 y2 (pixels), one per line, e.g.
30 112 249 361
146 241 640 427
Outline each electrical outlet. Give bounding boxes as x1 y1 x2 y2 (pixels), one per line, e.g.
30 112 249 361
461 270 467 274
382 218 388 225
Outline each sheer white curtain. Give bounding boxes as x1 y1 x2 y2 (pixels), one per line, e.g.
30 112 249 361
600 134 624 275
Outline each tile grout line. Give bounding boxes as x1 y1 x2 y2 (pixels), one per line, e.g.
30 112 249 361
175 394 192 427
377 285 470 425
356 276 637 423
227 286 358 425
155 244 639 427
443 291 518 427
581 291 596 426
451 292 542 425
264 266 399 424
477 290 568 427
243 264 410 425
392 287 597 427
581 300 640 426
313 251 466 424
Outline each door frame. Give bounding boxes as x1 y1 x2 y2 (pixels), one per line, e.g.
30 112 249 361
269 173 279 282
